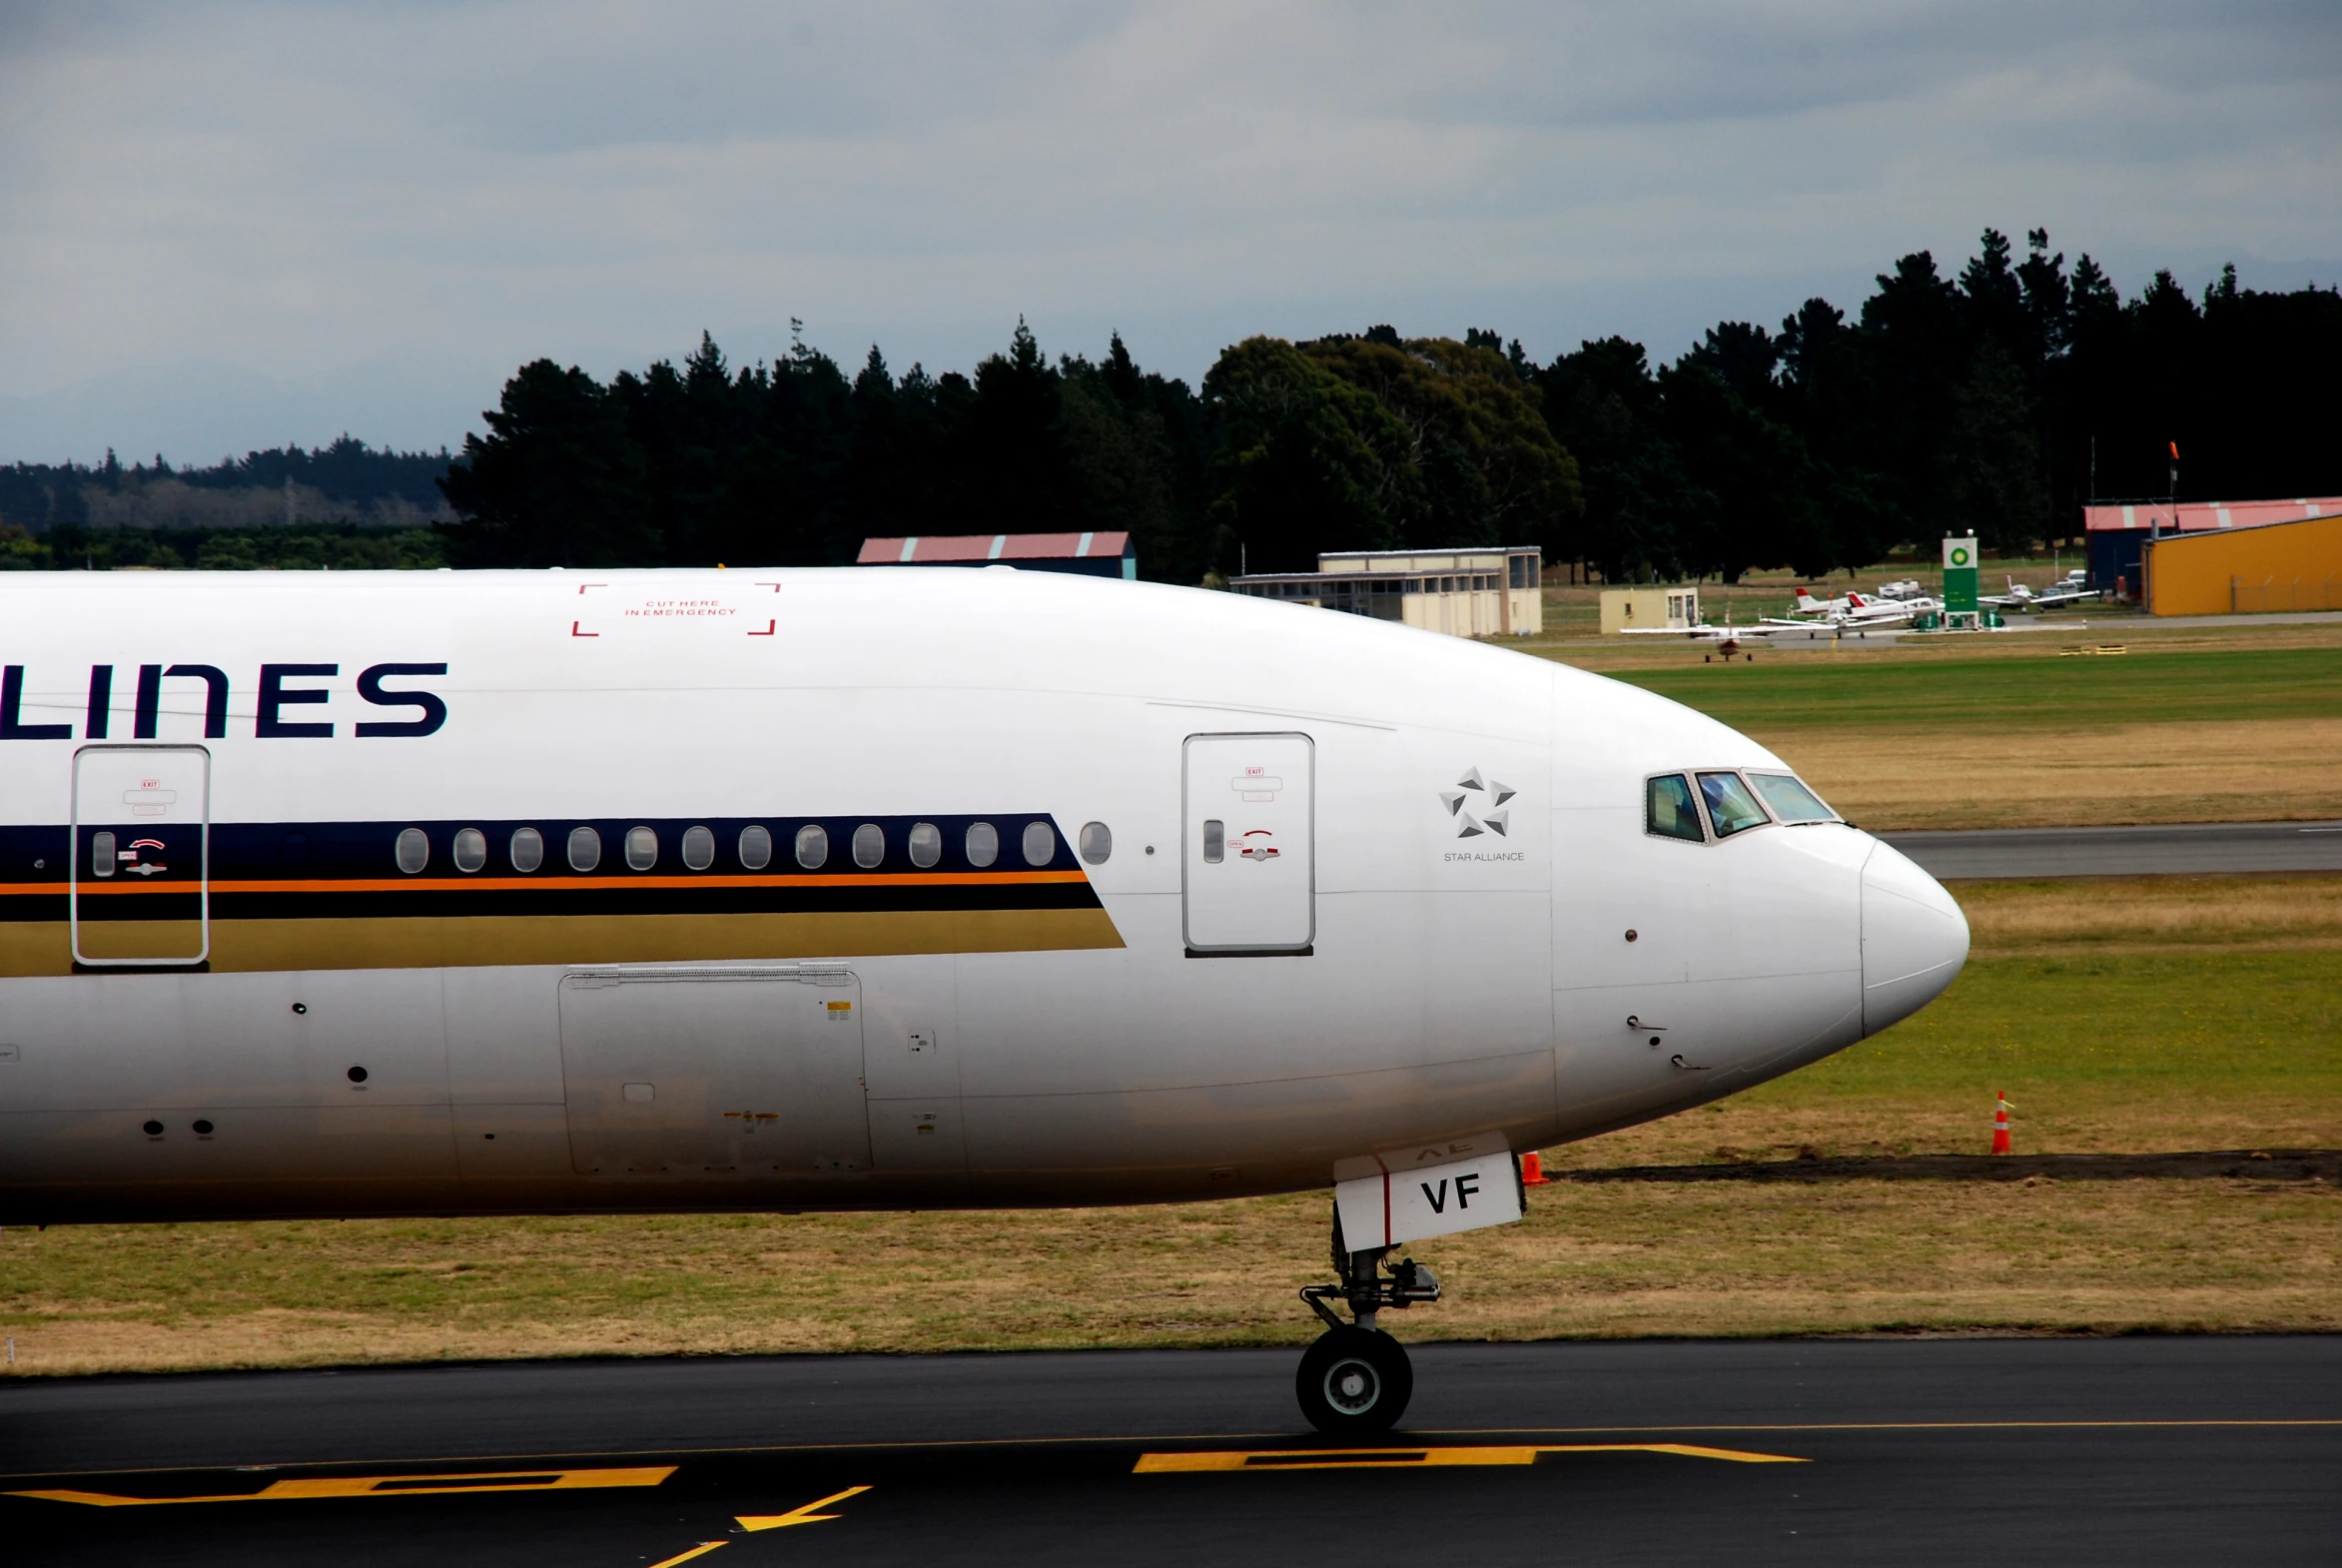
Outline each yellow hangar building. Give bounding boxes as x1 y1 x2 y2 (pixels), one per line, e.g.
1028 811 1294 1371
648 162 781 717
2142 510 2342 615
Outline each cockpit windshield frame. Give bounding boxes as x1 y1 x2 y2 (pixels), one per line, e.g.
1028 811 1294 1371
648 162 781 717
1745 771 1840 825
1694 770 1773 839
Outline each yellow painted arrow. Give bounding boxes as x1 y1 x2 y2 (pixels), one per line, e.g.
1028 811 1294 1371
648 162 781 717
737 1483 872 1531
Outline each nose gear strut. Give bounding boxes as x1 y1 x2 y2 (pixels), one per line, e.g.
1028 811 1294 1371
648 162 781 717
1295 1206 1440 1433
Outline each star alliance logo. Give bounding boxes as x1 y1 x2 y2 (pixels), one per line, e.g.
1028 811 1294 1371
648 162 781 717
1439 767 1515 838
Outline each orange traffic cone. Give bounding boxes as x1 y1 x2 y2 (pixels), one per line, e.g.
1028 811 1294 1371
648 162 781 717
1520 1150 1550 1185
1990 1092 2014 1155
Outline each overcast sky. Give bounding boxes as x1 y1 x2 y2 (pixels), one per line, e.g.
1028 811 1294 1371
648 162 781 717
3 0 2337 466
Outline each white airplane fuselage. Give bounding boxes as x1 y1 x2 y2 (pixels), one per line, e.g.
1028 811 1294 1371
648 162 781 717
0 568 1968 1225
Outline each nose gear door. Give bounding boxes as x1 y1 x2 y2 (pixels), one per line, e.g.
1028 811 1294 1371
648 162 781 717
71 743 210 968
1182 732 1313 955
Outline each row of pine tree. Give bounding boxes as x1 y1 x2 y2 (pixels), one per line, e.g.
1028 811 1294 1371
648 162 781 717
7 229 2338 582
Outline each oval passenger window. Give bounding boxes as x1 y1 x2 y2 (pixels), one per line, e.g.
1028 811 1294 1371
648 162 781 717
91 830 117 877
965 822 999 868
1079 822 1112 864
908 822 942 869
509 827 544 873
681 825 715 870
739 825 773 870
853 823 885 869
567 826 601 872
1022 821 1056 867
452 828 487 873
394 828 429 875
625 827 658 871
794 824 828 869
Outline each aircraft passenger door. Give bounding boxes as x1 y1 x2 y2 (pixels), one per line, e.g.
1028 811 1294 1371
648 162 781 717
559 968 871 1179
71 743 210 968
1182 732 1314 955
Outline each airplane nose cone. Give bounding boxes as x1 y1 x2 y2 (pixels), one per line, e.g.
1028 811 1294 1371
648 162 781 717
1860 840 1969 1036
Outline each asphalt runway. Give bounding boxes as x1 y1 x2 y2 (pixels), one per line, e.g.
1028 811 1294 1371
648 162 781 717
1883 819 2342 879
4 1337 2337 1566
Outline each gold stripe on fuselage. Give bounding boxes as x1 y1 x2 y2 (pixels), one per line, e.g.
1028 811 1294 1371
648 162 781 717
0 907 1126 977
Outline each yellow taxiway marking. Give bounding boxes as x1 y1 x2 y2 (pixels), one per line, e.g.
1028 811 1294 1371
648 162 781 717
6 1465 675 1507
646 1544 729 1568
1136 1443 1806 1473
0 1419 2328 1489
737 1483 873 1531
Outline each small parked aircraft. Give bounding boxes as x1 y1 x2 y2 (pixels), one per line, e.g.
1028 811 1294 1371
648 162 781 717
1983 570 2102 612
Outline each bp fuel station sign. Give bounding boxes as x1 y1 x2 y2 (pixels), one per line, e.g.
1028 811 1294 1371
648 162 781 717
1943 534 1979 618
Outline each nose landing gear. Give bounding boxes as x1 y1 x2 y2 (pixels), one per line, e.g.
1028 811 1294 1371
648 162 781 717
1297 1326 1412 1434
1295 1210 1440 1434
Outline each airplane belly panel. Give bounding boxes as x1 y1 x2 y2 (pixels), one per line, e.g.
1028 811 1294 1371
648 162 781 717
555 967 872 1181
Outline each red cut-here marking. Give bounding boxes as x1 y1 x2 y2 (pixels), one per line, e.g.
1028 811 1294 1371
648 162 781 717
570 621 597 637
747 620 775 636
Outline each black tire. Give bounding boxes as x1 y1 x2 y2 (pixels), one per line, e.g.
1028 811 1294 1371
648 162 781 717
1295 1326 1412 1435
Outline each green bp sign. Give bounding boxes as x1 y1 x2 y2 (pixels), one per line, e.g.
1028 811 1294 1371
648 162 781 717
1942 534 1979 614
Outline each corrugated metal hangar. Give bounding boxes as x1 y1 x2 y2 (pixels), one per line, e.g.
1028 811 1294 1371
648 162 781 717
2086 496 2342 599
2141 510 2342 615
1231 547 1544 637
859 531 1136 579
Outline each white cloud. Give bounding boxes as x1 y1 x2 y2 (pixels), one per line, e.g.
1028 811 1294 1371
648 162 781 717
1 0 2336 460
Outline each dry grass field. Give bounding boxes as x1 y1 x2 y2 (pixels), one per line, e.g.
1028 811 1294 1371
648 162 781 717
4 875 2334 1375
1535 617 2342 829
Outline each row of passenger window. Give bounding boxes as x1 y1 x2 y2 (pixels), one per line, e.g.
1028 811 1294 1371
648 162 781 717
1646 770 1837 844
392 819 1112 875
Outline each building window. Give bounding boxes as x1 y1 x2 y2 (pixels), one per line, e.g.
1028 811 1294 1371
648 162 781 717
739 825 773 870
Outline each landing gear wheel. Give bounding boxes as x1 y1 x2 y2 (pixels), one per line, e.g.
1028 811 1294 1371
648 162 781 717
1296 1326 1412 1435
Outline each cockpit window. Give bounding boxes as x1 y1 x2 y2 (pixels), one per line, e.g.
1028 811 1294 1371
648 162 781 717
1697 771 1771 838
1646 774 1704 842
1747 772 1837 823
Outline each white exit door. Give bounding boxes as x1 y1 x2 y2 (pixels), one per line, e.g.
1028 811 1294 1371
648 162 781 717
1182 732 1313 955
72 743 210 967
